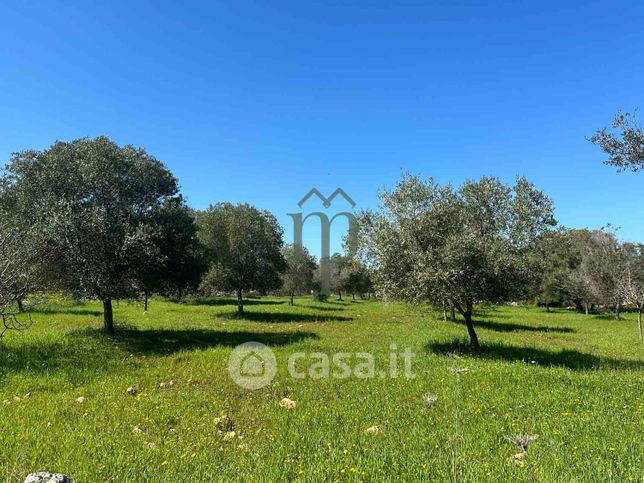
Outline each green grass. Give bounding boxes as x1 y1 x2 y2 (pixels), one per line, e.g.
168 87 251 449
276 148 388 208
1 297 642 482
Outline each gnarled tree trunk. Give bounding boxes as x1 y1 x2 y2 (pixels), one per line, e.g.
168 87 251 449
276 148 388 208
455 300 479 348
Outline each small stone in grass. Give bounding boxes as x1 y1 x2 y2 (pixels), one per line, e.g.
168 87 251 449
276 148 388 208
158 380 174 389
222 431 236 441
279 397 297 409
126 387 139 396
450 367 469 375
214 415 235 432
366 425 380 434
75 397 85 404
511 452 526 465
24 472 71 483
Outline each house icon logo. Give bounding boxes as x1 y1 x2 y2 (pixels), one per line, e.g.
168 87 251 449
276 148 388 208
240 351 266 377
228 342 277 390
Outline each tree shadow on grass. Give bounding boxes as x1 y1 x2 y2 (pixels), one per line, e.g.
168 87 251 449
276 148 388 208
426 340 644 370
0 329 318 380
106 328 319 355
472 319 576 333
216 311 352 323
295 305 346 312
185 298 285 307
29 306 102 317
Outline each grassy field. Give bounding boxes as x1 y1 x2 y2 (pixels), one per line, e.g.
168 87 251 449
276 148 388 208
0 296 642 482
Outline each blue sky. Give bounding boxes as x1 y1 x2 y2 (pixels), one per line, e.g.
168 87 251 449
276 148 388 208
1 0 642 257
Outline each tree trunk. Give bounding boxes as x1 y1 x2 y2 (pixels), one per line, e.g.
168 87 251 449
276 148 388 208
103 297 114 335
442 301 447 322
585 302 590 315
144 291 149 312
338 290 342 301
455 300 479 348
638 307 643 340
17 297 25 313
352 292 355 301
545 302 550 313
450 305 456 321
615 303 621 321
236 288 244 315
574 299 584 312
289 290 294 306
177 287 183 300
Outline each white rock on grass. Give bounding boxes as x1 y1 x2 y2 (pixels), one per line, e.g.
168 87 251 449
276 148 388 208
24 472 72 483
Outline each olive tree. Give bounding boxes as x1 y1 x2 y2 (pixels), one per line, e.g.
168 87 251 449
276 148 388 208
2 136 181 334
582 229 625 319
357 174 555 347
621 243 644 340
0 220 35 339
197 203 286 314
281 244 316 305
343 259 373 300
590 110 644 172
136 200 205 310
329 253 351 301
532 230 577 311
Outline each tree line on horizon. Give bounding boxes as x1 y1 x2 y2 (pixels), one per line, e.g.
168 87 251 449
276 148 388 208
0 110 642 345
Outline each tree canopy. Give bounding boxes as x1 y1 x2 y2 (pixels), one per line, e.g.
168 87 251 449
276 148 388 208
590 110 644 172
1 136 182 333
197 202 286 314
357 174 556 347
281 244 317 305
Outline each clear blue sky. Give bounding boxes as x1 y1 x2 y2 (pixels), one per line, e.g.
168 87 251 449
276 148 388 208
1 0 642 257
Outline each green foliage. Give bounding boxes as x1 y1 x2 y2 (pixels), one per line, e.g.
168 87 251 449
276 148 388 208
1 136 183 332
357 174 556 345
590 110 644 172
197 203 286 312
281 244 317 303
137 200 205 299
342 259 374 299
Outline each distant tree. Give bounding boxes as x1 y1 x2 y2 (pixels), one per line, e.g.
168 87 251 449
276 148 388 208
1 136 180 334
357 174 555 347
136 200 205 311
621 243 644 340
532 230 576 311
281 244 316 305
343 259 374 300
329 254 351 300
0 220 35 339
582 229 625 319
197 203 286 315
557 229 595 313
590 110 644 172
